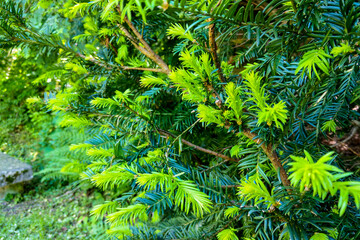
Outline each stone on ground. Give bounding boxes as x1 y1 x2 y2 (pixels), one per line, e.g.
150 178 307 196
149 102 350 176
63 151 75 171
0 152 33 199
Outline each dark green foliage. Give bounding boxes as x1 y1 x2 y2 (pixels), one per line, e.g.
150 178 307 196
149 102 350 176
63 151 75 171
0 0 359 240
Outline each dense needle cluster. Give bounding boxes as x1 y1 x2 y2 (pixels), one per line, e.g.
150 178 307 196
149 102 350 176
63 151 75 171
0 0 359 239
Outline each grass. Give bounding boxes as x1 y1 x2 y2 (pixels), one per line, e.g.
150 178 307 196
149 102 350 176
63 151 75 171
0 187 108 240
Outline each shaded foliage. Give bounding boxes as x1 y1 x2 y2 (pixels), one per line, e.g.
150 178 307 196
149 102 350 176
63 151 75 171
0 0 359 240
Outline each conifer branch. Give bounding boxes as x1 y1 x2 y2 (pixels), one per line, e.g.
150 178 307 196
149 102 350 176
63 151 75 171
208 215 240 240
157 129 239 163
105 37 118 56
94 3 289 190
76 53 163 73
241 129 291 187
117 23 169 74
207 18 226 83
202 159 231 172
165 119 200 157
203 80 223 108
116 8 171 74
121 103 150 122
120 66 165 73
221 185 241 188
76 53 113 70
214 121 290 187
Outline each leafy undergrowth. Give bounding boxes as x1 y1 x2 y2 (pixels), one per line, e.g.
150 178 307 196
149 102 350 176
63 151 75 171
0 188 108 240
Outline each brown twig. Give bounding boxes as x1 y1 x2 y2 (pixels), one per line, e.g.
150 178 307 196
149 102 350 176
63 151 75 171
208 18 226 83
76 53 163 73
345 146 360 157
157 129 240 163
207 0 226 83
204 80 223 108
332 120 360 147
117 8 171 74
241 129 291 187
104 37 118 56
117 23 170 73
333 126 358 146
206 3 291 188
329 138 360 158
120 66 165 72
76 53 113 70
221 185 241 188
117 23 169 74
119 103 240 165
221 122 290 187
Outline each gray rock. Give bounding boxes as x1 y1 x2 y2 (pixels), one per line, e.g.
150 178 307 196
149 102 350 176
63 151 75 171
0 152 33 199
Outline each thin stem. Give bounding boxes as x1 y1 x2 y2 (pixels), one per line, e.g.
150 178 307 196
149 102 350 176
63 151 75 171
165 119 200 157
207 18 226 83
241 129 291 187
158 129 240 163
208 215 239 240
120 66 165 73
201 159 231 173
77 53 164 73
117 8 171 74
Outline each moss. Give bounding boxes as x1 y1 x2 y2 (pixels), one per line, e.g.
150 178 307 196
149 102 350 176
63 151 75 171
3 169 30 185
5 172 19 184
